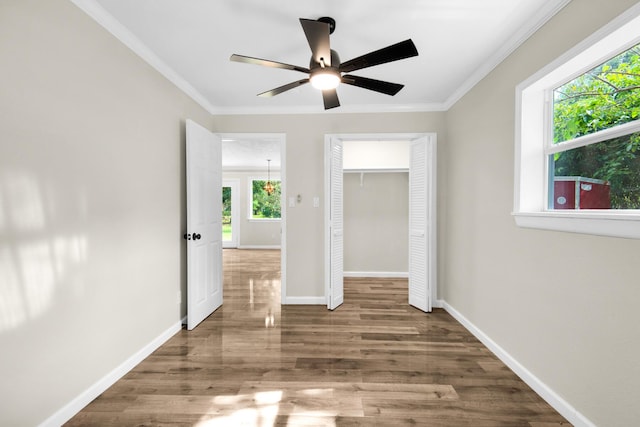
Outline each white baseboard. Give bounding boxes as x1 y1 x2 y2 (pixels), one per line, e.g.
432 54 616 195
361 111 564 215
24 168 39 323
283 296 325 305
441 301 595 427
39 320 183 427
432 299 444 308
237 245 281 250
344 271 409 278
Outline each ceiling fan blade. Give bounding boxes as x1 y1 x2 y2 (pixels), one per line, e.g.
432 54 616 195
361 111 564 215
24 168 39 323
342 74 404 96
300 18 331 66
230 54 310 74
322 89 340 110
258 79 309 97
339 39 418 73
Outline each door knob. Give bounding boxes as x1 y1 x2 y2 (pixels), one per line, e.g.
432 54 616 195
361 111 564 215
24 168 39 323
193 233 201 240
183 233 191 240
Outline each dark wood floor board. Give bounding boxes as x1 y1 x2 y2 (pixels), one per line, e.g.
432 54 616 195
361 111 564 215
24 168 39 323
259 368 364 383
66 249 569 426
98 378 242 398
65 412 205 426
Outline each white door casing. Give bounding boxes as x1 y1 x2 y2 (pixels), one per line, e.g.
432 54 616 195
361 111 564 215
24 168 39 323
325 133 436 312
408 135 436 313
186 119 223 330
325 137 344 310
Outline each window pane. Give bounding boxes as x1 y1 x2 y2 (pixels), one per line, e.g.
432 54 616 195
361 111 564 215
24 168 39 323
549 132 640 209
252 180 281 219
553 43 640 144
222 186 232 241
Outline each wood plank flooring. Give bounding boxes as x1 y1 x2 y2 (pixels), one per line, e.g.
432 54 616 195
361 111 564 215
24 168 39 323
66 249 570 426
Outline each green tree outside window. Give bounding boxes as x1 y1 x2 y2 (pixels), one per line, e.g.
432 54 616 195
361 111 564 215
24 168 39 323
252 180 281 219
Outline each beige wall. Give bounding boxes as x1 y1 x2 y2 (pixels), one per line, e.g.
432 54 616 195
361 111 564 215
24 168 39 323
443 1 640 425
344 172 409 274
223 171 281 247
211 113 447 298
0 0 211 425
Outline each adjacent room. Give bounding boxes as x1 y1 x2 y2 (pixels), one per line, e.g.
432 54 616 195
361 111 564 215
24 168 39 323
1 1 640 426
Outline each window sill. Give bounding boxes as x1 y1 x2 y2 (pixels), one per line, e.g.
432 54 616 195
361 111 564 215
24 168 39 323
248 218 281 223
513 211 640 239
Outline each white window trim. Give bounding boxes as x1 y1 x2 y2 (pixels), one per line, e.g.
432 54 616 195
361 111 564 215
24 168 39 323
514 3 640 239
248 176 281 221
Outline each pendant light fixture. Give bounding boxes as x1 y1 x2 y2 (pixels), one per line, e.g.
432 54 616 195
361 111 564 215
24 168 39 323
264 159 275 195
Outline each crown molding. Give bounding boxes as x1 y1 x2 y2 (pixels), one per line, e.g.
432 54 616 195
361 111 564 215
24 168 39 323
70 0 218 114
209 102 448 116
442 0 572 110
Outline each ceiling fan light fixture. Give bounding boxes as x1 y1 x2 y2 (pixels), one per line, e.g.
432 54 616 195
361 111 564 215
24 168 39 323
310 70 340 90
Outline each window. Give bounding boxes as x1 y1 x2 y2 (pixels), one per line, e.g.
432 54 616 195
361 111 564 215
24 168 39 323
514 4 640 239
249 179 281 220
551 44 640 210
222 186 232 241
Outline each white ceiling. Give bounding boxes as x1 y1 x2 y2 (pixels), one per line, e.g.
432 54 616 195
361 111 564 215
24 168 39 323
73 0 570 115
221 137 281 170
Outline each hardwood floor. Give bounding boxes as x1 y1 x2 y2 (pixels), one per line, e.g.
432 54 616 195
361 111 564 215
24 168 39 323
66 249 569 426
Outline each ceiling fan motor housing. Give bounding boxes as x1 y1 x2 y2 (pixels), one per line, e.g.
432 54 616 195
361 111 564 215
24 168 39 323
310 49 341 71
309 49 341 90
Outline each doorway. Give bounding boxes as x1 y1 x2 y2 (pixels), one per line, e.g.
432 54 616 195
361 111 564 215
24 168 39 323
221 133 286 304
343 141 410 278
222 179 239 248
324 133 437 312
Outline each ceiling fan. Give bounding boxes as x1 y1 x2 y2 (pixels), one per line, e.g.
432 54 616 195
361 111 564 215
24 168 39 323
230 17 418 110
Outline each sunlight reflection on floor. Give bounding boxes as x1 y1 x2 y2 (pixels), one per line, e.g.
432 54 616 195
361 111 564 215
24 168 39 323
195 391 282 427
195 390 338 427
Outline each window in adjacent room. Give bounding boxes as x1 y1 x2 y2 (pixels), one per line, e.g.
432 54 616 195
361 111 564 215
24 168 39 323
249 179 281 220
514 4 640 239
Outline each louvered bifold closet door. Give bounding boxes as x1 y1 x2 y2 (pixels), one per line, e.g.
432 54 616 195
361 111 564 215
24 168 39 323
409 137 431 312
329 139 344 310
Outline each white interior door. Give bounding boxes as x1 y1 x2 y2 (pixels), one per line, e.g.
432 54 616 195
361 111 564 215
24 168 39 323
186 119 222 330
325 137 344 310
408 136 436 312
